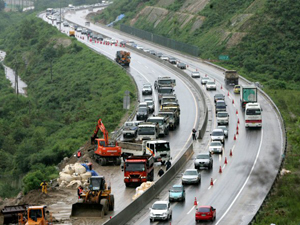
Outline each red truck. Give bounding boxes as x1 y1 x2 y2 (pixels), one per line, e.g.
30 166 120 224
122 155 154 187
195 205 216 222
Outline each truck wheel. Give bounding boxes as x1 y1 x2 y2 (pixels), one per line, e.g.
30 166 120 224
100 158 107 166
100 199 109 215
109 194 114 211
115 158 121 166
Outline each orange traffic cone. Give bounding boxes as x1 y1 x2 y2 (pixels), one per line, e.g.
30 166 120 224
236 129 239 135
237 125 239 130
219 166 222 173
238 118 240 124
221 85 223 89
232 99 234 104
224 157 228 164
236 109 238 114
230 149 233 156
234 134 236 140
228 91 230 96
210 178 214 186
194 197 197 206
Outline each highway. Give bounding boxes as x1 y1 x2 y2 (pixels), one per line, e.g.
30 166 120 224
41 7 284 225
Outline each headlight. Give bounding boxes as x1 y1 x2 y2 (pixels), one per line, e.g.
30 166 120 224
163 213 167 216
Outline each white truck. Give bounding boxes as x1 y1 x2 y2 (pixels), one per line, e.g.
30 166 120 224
147 116 170 136
136 122 159 141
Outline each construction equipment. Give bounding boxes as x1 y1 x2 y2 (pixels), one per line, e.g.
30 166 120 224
71 176 114 217
91 119 122 166
69 30 75 37
122 155 154 187
1 204 52 225
115 51 131 66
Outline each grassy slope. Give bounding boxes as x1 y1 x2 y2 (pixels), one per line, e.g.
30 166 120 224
93 0 300 224
0 13 136 196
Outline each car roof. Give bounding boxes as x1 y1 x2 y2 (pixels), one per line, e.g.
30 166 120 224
153 201 169 204
212 128 223 132
185 169 197 172
172 184 183 188
197 152 210 156
216 100 225 103
214 94 224 97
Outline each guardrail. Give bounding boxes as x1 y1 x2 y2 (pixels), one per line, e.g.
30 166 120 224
204 61 287 224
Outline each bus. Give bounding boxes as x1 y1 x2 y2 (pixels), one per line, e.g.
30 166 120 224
245 103 262 128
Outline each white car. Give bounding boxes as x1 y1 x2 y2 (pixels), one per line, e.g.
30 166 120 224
217 111 229 125
76 27 82 33
110 39 117 44
206 80 217 90
191 71 200 78
210 128 225 144
182 169 201 185
144 49 150 53
201 77 210 84
142 84 153 95
149 201 172 222
160 55 169 61
209 141 224 154
136 45 144 50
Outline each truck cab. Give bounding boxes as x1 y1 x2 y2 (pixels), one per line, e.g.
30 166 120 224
147 116 170 136
145 140 171 164
224 70 238 85
154 77 176 90
137 122 159 141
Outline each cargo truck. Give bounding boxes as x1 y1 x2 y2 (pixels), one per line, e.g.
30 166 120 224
122 154 154 187
224 70 239 85
240 85 257 109
154 77 176 90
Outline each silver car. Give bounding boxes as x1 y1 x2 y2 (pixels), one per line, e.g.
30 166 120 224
149 201 172 222
191 71 200 78
209 141 224 154
182 169 201 185
217 111 229 125
210 128 225 144
194 152 213 169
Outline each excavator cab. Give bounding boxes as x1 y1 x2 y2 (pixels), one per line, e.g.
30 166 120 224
89 176 105 191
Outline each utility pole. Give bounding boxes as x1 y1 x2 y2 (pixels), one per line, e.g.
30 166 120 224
14 59 19 98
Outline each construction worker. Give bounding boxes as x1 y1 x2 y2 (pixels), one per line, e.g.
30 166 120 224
192 128 197 140
77 150 82 161
77 185 83 199
40 180 48 194
166 159 172 171
158 167 164 177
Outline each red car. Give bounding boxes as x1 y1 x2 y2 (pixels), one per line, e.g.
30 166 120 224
195 205 216 222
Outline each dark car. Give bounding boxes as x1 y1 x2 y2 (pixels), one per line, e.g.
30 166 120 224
215 100 227 113
97 35 104 41
168 57 177 64
177 62 187 69
120 40 127 45
214 93 225 103
156 52 163 58
136 107 149 121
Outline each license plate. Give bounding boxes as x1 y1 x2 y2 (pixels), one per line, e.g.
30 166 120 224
201 214 206 216
132 179 139 182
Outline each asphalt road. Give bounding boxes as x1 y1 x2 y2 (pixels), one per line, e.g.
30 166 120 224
41 8 284 225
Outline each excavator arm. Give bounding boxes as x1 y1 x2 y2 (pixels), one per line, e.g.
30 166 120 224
91 119 109 146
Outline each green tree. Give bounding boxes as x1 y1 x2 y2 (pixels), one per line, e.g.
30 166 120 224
0 0 5 11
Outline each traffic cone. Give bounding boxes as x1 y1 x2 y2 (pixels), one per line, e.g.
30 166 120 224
234 134 236 140
225 157 228 164
236 109 238 114
228 91 230 96
194 197 197 206
123 44 125 47
236 129 239 135
210 178 214 186
110 216 112 219
232 99 234 104
237 125 239 131
238 118 240 124
230 149 233 156
221 85 223 89
219 166 222 173
115 43 117 46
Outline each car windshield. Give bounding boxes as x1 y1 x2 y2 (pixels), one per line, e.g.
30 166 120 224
158 88 173 94
196 154 209 159
152 203 167 210
158 80 172 85
138 108 147 113
246 109 261 115
210 142 221 146
198 207 210 213
216 102 226 107
215 94 224 99
171 186 182 192
207 81 215 85
138 127 155 134
147 119 163 125
156 143 170 152
143 85 151 88
125 162 145 172
212 131 223 136
184 170 197 176
218 112 228 117
125 122 134 127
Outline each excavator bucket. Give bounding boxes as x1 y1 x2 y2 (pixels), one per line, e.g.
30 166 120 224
71 203 104 217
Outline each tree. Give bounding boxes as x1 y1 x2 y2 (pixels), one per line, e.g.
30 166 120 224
0 0 5 11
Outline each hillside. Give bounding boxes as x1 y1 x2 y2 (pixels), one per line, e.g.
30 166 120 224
0 12 136 197
92 0 300 224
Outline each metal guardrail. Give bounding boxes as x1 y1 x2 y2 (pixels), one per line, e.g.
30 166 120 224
203 61 287 224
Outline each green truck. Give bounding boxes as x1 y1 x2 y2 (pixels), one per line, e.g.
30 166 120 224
240 85 257 109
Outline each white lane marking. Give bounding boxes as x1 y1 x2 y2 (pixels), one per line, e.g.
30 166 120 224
222 164 226 170
187 205 196 214
216 129 264 224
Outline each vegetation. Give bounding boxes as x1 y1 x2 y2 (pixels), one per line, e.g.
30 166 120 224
0 13 136 196
94 0 300 223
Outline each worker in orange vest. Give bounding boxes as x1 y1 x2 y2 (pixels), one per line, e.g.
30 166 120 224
77 186 83 199
77 150 82 161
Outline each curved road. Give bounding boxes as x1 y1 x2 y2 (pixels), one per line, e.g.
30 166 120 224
42 7 283 225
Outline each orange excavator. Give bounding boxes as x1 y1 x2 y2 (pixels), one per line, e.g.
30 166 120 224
91 119 122 166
